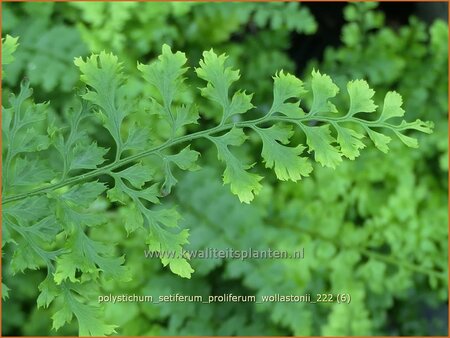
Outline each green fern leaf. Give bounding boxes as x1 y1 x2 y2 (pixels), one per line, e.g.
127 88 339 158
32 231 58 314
1 35 19 70
208 127 263 203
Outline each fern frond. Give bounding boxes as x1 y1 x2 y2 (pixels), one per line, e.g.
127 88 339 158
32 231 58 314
2 42 433 335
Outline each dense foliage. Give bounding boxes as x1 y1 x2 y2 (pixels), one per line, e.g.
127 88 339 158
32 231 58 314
2 2 448 336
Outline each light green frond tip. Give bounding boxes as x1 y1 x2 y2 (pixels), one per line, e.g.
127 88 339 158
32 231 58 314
139 45 200 135
74 51 128 157
74 52 124 92
195 49 245 122
2 35 19 73
138 44 188 109
146 210 194 278
367 90 433 150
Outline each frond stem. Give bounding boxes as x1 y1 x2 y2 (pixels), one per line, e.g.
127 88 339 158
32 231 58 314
2 113 402 204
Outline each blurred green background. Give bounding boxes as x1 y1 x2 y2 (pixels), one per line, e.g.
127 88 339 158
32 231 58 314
2 1 448 336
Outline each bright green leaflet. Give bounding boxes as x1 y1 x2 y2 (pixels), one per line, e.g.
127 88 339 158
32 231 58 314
2 35 19 72
2 41 433 335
